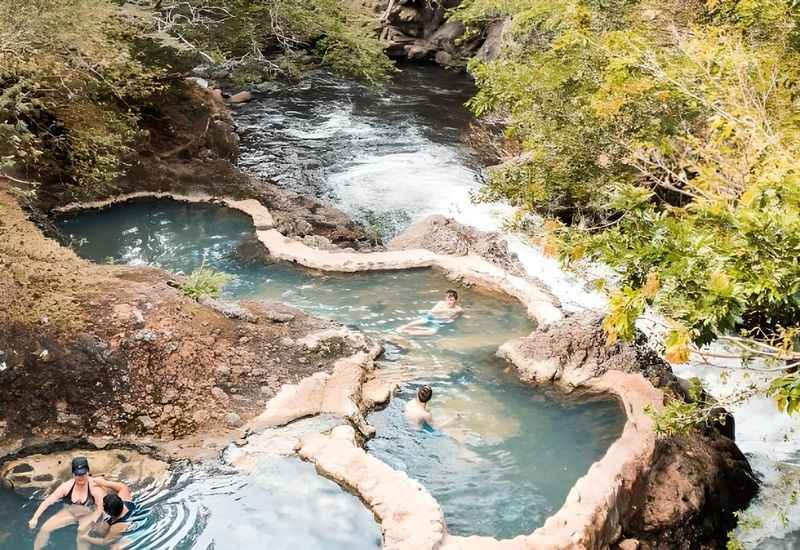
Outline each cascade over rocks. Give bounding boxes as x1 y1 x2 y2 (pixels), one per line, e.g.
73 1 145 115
500 312 758 550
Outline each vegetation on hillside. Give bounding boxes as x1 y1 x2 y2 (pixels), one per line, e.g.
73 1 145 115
0 0 162 193
158 0 395 85
0 0 392 194
453 0 800 408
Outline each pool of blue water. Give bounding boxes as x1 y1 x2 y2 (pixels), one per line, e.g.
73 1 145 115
0 457 381 550
46 198 626 542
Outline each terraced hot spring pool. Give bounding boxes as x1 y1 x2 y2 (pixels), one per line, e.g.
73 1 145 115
53 198 626 540
0 454 381 550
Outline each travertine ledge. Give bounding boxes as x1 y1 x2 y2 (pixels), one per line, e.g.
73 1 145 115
54 192 562 325
297 429 447 550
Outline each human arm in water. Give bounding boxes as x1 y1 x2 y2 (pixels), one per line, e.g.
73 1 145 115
28 480 72 529
79 520 128 547
428 300 463 320
91 477 132 501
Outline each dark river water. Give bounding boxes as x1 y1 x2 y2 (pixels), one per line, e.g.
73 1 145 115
233 63 509 239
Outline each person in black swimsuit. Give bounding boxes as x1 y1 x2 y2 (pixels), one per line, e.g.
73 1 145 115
79 478 137 549
28 457 106 550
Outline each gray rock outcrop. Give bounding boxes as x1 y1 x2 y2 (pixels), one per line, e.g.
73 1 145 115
359 0 484 65
389 214 524 275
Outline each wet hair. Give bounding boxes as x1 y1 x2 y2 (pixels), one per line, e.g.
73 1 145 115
446 289 458 301
417 385 433 403
104 493 124 517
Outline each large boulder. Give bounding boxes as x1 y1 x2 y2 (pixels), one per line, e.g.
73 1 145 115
366 0 482 64
2 449 167 494
389 214 524 275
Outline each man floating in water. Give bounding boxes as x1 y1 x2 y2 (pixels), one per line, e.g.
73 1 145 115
398 289 463 336
79 477 138 549
405 385 434 427
27 457 105 550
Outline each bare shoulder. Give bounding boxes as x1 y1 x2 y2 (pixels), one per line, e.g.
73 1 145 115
89 480 107 496
53 479 73 495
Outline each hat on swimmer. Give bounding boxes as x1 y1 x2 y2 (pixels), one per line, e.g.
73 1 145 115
71 456 90 476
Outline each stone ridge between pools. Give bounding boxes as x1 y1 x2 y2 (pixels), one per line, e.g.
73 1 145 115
54 192 563 325
55 192 666 550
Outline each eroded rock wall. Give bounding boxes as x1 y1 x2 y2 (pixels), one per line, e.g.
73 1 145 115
358 0 484 65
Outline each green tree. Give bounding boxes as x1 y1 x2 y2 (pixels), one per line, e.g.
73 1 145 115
157 0 395 85
0 0 163 192
453 0 800 409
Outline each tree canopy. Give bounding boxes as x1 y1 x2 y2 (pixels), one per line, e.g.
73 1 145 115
453 0 800 412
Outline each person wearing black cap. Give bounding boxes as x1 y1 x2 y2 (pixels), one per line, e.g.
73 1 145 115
28 456 106 550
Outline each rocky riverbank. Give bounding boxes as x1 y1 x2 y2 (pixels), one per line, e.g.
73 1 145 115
358 0 504 66
0 184 378 461
26 81 374 249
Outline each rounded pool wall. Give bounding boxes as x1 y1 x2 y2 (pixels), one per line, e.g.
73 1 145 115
367 362 625 539
51 196 631 546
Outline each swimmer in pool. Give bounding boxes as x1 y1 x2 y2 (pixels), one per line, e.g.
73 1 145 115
28 457 106 550
79 478 138 549
404 385 434 427
398 289 463 336
403 386 483 463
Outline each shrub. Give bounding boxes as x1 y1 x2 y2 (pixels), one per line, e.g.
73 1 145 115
181 266 232 301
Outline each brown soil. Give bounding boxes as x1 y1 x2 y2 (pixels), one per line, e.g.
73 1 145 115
0 185 372 454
